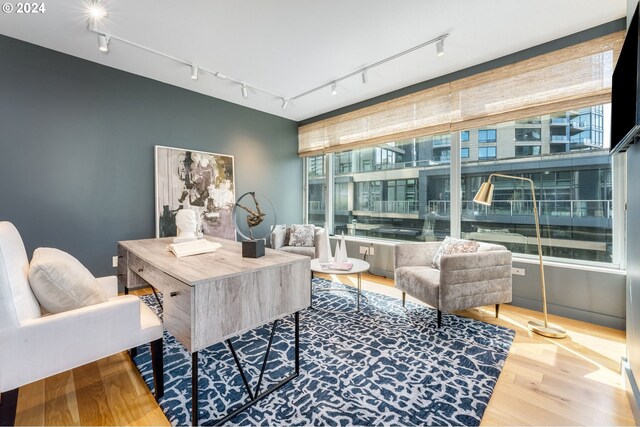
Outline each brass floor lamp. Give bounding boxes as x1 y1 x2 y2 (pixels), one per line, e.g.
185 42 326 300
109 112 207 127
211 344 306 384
473 173 567 339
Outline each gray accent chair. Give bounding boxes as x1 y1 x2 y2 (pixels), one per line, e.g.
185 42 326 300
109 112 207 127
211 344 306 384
270 225 323 258
394 241 512 328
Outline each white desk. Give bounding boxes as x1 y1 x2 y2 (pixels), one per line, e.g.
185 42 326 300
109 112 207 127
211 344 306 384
310 258 370 312
118 236 310 425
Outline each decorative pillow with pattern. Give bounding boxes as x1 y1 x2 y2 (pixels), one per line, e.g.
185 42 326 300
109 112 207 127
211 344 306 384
288 224 315 247
432 236 480 270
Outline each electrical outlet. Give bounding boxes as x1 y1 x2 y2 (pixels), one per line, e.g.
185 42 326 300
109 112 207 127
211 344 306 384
112 256 119 268
359 245 375 256
512 267 525 276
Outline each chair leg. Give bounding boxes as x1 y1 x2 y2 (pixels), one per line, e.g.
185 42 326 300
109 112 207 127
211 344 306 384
0 388 19 426
402 291 406 307
437 309 442 328
495 304 500 318
150 338 164 399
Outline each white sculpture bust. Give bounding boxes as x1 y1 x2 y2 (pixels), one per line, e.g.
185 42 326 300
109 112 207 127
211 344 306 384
174 209 198 243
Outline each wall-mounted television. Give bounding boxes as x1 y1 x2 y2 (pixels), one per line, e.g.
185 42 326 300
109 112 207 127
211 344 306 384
611 3 640 154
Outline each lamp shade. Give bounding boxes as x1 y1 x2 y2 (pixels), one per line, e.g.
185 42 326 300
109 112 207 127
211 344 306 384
473 182 494 205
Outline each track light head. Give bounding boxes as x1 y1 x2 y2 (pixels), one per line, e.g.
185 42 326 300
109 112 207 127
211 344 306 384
86 1 108 31
331 82 337 96
241 84 248 98
97 34 110 53
191 65 198 80
361 69 368 84
281 98 289 110
436 38 445 57
88 2 107 19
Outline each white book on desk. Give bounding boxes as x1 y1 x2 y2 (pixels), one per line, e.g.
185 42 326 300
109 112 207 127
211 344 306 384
169 239 222 258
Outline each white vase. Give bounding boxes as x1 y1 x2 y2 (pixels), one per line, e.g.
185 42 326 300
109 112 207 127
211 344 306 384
336 232 348 262
318 229 332 263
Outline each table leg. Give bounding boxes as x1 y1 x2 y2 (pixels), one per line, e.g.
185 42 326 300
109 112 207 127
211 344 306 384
357 273 361 312
192 351 199 426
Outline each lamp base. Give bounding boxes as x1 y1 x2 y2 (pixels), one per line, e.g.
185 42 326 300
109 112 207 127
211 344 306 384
528 319 567 339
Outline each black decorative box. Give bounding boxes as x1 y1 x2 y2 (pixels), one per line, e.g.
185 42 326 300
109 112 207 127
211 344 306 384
242 239 265 258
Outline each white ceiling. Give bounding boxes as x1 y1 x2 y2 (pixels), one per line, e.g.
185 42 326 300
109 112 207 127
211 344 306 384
0 0 627 122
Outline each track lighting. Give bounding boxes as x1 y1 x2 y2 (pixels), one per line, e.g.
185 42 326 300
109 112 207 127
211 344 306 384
97 34 109 53
436 38 445 57
88 3 107 20
86 23 448 112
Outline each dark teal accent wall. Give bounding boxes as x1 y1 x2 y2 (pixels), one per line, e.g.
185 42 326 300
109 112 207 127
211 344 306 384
0 35 301 277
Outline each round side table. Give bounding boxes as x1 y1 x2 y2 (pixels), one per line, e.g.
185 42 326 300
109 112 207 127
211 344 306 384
310 258 370 312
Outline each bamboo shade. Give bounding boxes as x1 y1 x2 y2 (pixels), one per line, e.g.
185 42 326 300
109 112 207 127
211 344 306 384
298 32 623 157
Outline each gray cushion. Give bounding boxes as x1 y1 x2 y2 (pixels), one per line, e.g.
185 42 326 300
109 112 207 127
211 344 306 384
28 248 107 314
279 245 315 258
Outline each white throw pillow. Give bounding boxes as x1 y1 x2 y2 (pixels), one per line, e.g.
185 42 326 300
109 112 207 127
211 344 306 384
432 236 480 270
28 248 108 314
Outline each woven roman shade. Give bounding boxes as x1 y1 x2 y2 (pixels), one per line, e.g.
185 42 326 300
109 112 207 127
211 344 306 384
298 32 623 156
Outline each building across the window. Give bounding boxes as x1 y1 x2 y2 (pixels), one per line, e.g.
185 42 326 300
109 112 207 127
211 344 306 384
307 105 612 263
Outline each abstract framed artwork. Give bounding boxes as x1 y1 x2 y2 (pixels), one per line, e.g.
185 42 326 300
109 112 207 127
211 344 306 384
155 145 236 240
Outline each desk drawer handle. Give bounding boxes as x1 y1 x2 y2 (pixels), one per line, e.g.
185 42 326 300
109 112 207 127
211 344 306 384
170 291 178 297
137 267 144 273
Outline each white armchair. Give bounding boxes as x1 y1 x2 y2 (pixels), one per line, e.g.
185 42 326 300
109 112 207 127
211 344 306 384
0 222 164 425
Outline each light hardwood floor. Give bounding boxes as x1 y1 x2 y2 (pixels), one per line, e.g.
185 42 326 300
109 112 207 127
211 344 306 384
14 273 634 426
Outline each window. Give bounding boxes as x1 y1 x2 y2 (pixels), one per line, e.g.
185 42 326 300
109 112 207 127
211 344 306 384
462 104 612 263
335 151 352 174
461 131 469 142
515 128 542 141
432 147 450 161
478 146 497 159
431 134 450 146
332 140 450 241
305 104 616 264
478 129 497 143
308 155 324 177
306 156 325 227
515 145 542 156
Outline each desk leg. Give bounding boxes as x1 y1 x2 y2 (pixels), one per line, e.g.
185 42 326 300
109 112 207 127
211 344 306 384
192 351 199 426
295 311 300 375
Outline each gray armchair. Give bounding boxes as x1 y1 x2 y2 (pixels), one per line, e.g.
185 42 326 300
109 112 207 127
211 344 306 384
394 241 512 328
270 224 324 258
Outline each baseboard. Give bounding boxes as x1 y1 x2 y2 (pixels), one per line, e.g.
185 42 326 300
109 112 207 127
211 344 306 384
511 296 625 330
623 357 640 424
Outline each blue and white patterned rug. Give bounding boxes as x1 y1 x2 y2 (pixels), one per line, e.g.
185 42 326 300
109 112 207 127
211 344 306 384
133 277 514 426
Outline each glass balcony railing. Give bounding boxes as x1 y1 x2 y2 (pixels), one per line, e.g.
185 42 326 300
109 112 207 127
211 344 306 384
355 201 420 214
440 199 613 218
